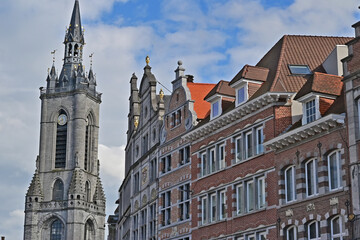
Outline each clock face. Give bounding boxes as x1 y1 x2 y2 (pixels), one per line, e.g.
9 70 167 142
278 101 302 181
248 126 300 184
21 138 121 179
58 114 67 126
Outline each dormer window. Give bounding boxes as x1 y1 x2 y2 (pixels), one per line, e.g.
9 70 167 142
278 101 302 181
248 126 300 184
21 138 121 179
211 100 220 119
237 86 246 105
305 99 316 123
289 65 311 75
300 95 320 125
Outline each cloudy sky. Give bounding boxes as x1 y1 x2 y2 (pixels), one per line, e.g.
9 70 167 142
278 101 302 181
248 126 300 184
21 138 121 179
0 0 359 238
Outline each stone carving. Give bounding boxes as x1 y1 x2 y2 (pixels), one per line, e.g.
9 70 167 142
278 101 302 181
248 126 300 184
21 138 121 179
330 197 339 206
307 203 315 212
134 200 139 210
142 166 148 185
151 188 157 200
285 209 293 217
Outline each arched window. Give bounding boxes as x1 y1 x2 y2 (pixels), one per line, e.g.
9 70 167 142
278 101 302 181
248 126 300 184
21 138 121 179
286 225 297 240
84 220 95 240
84 115 93 171
330 216 344 239
68 44 72 57
305 159 318 197
328 150 342 191
74 44 79 57
55 110 68 168
85 181 91 202
285 166 296 203
307 220 320 240
50 219 64 240
53 179 64 201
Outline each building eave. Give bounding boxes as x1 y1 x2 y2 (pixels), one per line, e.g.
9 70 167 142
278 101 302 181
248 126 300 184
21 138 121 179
264 114 345 151
184 92 293 141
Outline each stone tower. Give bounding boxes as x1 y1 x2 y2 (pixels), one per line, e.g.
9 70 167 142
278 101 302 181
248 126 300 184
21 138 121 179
24 1 106 239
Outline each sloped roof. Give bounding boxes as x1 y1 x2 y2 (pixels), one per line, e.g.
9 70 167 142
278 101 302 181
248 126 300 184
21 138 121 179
294 72 343 100
187 82 216 119
251 35 352 99
204 80 235 100
229 65 269 86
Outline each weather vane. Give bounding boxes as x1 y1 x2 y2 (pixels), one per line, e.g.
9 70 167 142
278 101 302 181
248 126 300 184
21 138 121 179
89 53 94 68
51 49 57 63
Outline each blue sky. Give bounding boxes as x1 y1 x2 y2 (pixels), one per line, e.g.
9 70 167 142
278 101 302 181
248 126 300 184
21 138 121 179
0 0 358 239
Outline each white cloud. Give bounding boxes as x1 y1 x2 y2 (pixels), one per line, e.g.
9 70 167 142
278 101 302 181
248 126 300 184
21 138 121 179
99 144 125 183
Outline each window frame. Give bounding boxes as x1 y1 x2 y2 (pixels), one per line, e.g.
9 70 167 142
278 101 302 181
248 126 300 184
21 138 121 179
201 196 207 225
328 150 342 191
286 226 297 240
236 184 243 215
285 166 296 203
288 64 312 75
245 131 253 159
219 190 226 220
305 158 318 197
209 148 216 174
257 177 265 209
50 219 64 240
218 144 226 170
201 152 207 176
235 136 243 162
246 180 254 212
330 216 344 240
212 100 220 119
255 127 264 155
210 193 217 222
307 220 321 240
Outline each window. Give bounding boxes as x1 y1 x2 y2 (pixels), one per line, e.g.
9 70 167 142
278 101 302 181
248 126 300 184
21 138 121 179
258 232 266 240
210 148 216 173
142 134 148 155
161 191 171 226
305 159 318 197
84 220 94 240
201 152 207 176
245 131 253 159
55 111 68 168
286 226 297 240
331 216 344 240
201 196 207 225
177 110 182 124
307 221 320 240
161 155 172 173
285 166 296 202
140 209 147 239
246 180 254 212
50 219 64 240
53 179 64 201
133 214 138 240
212 101 220 118
171 112 176 127
305 99 316 124
289 65 311 75
149 203 156 240
150 158 157 182
85 181 91 202
246 235 255 240
179 183 190 220
179 146 190 165
219 144 225 169
328 151 342 191
236 184 243 215
255 127 264 155
257 177 265 209
237 86 246 105
219 191 226 220
210 193 217 222
134 172 140 194
235 137 243 162
84 116 92 171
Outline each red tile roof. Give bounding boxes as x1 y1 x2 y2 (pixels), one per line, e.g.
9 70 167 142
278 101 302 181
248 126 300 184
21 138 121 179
294 72 343 100
251 35 352 99
187 82 216 119
204 80 235 101
229 65 269 86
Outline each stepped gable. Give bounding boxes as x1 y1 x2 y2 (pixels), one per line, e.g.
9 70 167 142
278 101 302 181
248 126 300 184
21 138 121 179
26 172 43 197
93 177 106 202
187 82 216 119
68 167 84 195
251 35 352 99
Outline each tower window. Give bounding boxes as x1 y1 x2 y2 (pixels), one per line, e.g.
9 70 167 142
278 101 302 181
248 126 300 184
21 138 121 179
55 111 67 168
52 179 64 201
68 44 72 57
51 219 64 240
84 115 92 171
85 181 91 202
74 44 79 57
84 220 94 240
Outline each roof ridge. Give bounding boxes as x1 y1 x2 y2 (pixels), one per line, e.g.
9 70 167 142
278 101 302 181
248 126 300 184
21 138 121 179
270 35 288 92
187 82 216 86
284 34 352 39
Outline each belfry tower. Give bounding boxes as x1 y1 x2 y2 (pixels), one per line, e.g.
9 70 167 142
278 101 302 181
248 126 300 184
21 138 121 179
23 1 106 239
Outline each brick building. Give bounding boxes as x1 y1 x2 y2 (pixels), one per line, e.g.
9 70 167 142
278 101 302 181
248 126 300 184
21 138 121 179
111 28 360 240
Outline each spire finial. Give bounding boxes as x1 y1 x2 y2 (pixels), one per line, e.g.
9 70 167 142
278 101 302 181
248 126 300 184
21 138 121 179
51 49 57 63
146 56 150 65
159 89 164 101
89 53 94 68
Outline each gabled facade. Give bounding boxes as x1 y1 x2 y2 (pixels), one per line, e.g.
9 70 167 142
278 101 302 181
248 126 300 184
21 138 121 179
24 1 106 239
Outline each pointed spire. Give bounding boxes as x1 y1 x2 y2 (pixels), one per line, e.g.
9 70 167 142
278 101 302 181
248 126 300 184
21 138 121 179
93 177 106 203
68 168 84 195
26 171 43 197
65 0 84 44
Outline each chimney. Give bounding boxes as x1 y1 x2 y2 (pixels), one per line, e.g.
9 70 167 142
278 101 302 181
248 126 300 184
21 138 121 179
186 75 194 83
2 236 5 240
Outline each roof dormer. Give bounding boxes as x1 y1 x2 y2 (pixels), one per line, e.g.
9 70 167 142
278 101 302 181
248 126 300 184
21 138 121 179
294 72 343 125
229 65 268 107
204 80 235 120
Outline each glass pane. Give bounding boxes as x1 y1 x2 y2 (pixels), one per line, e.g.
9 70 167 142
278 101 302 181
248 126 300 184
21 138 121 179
286 167 294 202
247 181 254 211
237 185 243 214
212 102 219 117
246 133 253 158
289 65 311 74
236 138 242 161
329 153 339 190
238 87 245 104
332 217 340 234
309 222 316 238
306 161 314 196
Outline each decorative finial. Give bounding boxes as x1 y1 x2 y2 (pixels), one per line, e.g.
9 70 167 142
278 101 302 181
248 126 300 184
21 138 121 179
159 89 164 101
134 116 139 129
51 49 57 63
89 53 94 68
48 68 50 75
178 60 183 66
36 155 40 173
146 56 150 65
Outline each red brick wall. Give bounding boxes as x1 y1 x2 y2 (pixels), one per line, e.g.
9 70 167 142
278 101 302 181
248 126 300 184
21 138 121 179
319 97 334 115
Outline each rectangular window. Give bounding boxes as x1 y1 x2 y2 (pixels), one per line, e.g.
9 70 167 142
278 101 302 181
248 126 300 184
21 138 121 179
162 155 171 173
246 180 254 212
140 209 147 239
150 158 157 182
328 151 341 191
257 177 265 209
236 137 242 162
210 193 217 222
255 127 264 155
179 146 190 165
245 131 253 159
201 196 207 225
210 148 216 173
142 134 148 155
201 152 207 176
258 232 266 240
134 172 140 194
306 99 316 124
219 191 226 220
219 144 225 169
149 203 156 239
179 184 190 220
212 101 219 118
238 87 246 105
305 159 318 197
161 191 171 226
288 65 312 75
285 166 296 202
133 214 138 240
171 112 176 127
236 184 243 215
